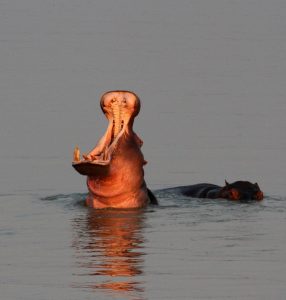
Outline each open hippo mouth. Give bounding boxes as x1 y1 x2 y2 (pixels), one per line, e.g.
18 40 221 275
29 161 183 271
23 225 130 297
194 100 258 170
72 91 140 175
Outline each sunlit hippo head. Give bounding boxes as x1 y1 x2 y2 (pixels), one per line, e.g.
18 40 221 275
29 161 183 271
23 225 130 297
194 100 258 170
72 90 157 209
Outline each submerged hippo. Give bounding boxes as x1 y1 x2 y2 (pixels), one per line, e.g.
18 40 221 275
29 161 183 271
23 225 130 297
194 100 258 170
72 90 157 209
165 180 264 201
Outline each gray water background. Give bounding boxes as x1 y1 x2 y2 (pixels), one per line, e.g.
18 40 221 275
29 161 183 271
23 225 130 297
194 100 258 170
1 0 286 299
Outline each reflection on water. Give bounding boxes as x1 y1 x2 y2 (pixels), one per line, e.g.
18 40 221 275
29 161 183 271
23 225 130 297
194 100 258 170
72 208 147 299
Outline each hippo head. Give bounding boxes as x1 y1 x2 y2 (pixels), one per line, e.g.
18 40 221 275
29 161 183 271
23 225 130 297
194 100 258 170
73 91 142 175
220 180 264 201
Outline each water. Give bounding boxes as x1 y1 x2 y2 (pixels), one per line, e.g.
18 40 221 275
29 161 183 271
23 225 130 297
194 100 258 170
1 0 286 299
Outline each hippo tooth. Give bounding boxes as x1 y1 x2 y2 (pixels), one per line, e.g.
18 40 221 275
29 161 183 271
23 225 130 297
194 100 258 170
112 101 121 138
73 146 81 162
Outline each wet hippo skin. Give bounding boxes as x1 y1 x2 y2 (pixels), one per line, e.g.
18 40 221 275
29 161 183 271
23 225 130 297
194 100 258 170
164 180 264 201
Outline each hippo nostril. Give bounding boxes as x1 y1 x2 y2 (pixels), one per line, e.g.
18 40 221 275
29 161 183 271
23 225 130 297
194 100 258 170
256 191 264 200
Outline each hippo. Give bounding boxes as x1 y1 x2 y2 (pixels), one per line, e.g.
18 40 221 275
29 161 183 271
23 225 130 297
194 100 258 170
164 180 264 201
72 90 157 209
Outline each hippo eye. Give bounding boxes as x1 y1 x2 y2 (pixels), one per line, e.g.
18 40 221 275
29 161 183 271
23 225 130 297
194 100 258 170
229 189 240 200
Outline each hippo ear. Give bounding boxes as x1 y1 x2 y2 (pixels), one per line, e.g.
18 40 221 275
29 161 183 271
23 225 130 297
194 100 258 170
225 180 230 186
254 182 260 189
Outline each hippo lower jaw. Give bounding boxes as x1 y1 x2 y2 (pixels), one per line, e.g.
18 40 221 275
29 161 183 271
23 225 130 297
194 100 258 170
72 123 127 177
73 123 127 167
